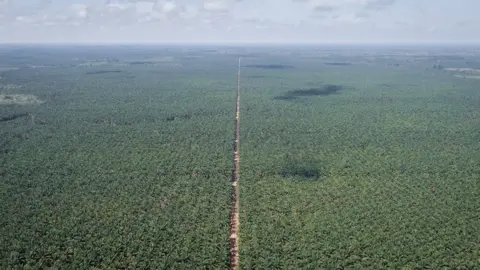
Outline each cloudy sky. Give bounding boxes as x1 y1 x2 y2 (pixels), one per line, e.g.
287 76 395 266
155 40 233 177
0 0 479 43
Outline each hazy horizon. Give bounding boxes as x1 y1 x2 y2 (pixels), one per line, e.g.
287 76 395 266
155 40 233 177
1 0 479 44
1 41 480 46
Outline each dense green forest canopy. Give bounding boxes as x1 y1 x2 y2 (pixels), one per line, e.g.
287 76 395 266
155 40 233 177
0 44 479 269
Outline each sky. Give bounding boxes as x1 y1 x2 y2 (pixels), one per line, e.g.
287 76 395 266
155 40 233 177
0 0 479 44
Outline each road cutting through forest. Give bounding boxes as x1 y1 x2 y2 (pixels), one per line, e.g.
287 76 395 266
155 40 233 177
229 58 241 270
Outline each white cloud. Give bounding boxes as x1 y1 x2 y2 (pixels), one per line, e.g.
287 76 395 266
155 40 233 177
365 0 395 10
179 5 197 19
135 2 154 13
71 4 88 18
203 0 233 12
307 0 396 14
0 0 479 43
162 2 176 13
106 2 132 11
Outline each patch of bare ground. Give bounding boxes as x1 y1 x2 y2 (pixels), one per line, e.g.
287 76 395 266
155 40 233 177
0 94 45 105
444 67 480 79
454 74 480 79
444 68 480 73
0 84 22 90
229 58 241 270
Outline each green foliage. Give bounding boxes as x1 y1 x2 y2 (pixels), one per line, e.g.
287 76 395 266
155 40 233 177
1 45 479 269
0 46 236 269
239 47 480 269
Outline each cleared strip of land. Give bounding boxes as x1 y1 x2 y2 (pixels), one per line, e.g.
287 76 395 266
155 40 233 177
444 67 480 73
229 58 241 270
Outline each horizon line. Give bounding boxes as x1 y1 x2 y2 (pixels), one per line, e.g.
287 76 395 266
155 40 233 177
1 41 480 46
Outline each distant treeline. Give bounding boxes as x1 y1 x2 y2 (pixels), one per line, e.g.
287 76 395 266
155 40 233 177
245 64 294 69
85 70 123 75
324 62 352 66
0 113 29 122
275 84 344 100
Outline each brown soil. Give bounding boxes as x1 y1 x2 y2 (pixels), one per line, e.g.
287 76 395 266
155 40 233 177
229 58 241 270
